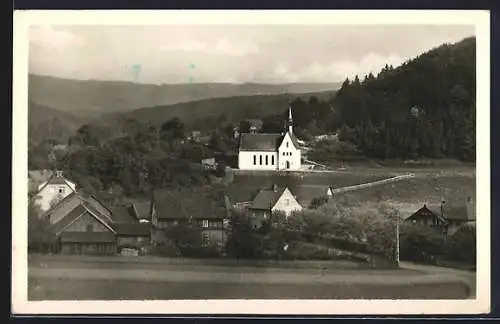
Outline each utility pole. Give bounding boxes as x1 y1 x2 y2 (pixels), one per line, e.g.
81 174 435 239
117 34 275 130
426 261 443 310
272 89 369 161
395 213 400 266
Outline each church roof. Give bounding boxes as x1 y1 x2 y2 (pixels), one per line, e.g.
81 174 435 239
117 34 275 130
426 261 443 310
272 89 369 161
239 133 284 152
239 132 300 152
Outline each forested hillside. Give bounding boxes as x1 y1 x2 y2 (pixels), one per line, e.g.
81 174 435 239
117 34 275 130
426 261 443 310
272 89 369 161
28 101 83 144
28 74 339 119
109 91 335 131
332 36 476 161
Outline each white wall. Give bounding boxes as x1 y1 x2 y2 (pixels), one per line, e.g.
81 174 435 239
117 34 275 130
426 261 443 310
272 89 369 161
272 188 303 217
277 133 301 170
238 151 278 170
35 183 75 212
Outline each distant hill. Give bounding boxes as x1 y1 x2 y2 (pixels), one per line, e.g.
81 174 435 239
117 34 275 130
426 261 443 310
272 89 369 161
28 74 340 119
28 101 83 144
95 90 337 131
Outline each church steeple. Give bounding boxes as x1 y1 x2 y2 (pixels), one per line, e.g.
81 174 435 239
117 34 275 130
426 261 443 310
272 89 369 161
288 106 293 134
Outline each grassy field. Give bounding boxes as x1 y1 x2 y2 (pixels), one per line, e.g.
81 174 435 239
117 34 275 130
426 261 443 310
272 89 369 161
28 255 474 300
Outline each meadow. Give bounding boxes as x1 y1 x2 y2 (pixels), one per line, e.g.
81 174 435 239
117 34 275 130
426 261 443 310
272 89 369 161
28 254 473 300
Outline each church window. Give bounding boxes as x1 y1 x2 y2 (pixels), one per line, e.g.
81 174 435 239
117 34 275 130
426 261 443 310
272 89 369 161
253 155 256 165
286 142 289 148
259 155 262 165
271 155 275 165
265 155 268 165
283 152 285 156
290 152 292 156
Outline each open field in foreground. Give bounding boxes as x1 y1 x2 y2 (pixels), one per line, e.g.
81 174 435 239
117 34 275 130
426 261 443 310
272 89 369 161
28 255 475 300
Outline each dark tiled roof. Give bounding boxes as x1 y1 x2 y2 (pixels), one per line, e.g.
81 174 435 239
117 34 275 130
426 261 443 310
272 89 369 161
59 231 116 243
153 187 229 220
280 184 330 207
112 222 151 237
249 187 286 210
112 206 137 223
51 204 87 235
239 133 284 151
133 201 151 220
444 204 476 221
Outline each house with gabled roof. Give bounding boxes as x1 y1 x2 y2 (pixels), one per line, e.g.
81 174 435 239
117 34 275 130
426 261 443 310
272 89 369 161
246 184 303 228
238 107 302 170
405 197 476 236
44 191 117 255
150 186 232 249
32 170 77 212
41 190 153 255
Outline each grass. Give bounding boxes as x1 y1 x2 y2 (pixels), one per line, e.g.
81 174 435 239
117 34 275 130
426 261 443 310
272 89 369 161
336 174 476 209
27 254 474 300
28 277 471 300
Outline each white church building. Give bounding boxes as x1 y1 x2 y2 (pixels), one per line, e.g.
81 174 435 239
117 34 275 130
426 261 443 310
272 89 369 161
238 108 301 171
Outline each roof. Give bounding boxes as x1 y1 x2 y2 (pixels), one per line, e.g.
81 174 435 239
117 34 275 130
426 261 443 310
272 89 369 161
239 133 284 151
133 201 151 220
444 203 476 221
281 184 330 207
112 222 151 236
59 231 116 243
406 204 448 224
249 187 286 210
36 172 76 193
51 204 88 235
153 186 229 220
28 170 53 192
112 206 137 223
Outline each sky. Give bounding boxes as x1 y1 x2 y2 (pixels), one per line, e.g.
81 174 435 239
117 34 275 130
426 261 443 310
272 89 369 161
28 25 475 84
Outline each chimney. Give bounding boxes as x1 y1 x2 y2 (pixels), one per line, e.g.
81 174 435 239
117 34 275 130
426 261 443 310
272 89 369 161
440 200 446 217
467 196 472 203
55 170 63 177
272 184 278 192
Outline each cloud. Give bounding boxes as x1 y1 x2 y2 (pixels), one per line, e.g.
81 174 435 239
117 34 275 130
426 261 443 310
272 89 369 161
296 53 405 82
30 26 84 50
160 38 258 57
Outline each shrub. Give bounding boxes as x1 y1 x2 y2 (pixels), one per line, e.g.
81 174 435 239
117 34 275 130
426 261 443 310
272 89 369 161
399 222 445 263
445 224 476 265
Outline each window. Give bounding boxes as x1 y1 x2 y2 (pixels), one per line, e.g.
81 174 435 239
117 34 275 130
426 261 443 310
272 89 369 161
86 224 93 232
290 152 292 156
283 152 285 156
253 155 256 165
265 155 268 165
286 142 289 148
202 232 210 246
202 220 209 228
259 155 262 165
271 155 275 165
58 186 65 194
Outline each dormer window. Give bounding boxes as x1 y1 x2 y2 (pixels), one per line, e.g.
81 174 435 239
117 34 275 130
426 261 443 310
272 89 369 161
58 186 65 194
202 220 209 228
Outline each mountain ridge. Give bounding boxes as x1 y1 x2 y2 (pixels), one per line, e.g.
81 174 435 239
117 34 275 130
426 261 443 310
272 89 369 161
28 73 341 119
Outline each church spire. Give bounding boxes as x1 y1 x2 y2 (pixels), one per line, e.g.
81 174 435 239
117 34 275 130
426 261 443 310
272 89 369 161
288 106 293 134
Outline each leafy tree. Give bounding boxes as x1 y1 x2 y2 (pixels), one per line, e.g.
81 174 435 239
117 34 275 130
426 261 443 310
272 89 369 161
161 117 185 139
238 120 252 134
28 201 56 253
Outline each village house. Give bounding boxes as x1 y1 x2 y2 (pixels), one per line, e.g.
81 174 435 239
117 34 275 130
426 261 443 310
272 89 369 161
31 170 77 212
405 197 476 236
150 188 232 249
245 184 303 228
238 108 301 171
40 190 153 255
111 204 153 255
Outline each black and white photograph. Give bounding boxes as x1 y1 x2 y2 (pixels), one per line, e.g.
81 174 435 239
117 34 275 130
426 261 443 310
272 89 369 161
12 10 490 315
